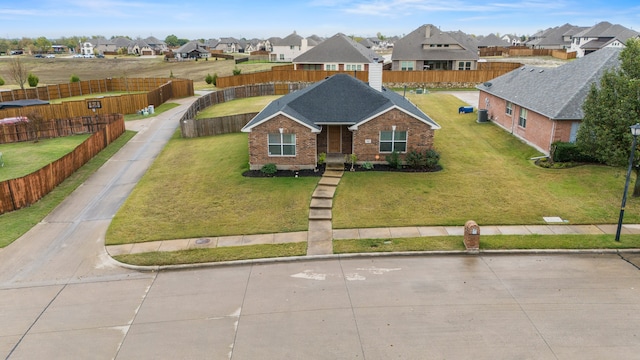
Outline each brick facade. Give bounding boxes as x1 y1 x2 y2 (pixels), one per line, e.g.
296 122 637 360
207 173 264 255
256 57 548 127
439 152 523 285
247 115 317 170
352 109 436 162
481 91 581 155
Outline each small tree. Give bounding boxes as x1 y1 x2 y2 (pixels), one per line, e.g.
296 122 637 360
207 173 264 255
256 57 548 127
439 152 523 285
232 67 242 76
26 112 45 142
27 73 39 87
70 74 80 82
9 56 28 90
205 73 214 84
0 77 5 86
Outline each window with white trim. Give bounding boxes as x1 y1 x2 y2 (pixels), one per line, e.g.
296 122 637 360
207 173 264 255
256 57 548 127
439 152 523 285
345 64 363 71
506 101 513 115
518 108 527 128
400 61 414 71
325 64 337 70
379 129 407 152
268 133 296 156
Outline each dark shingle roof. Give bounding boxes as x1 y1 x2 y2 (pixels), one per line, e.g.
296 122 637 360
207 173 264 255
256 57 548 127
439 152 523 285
478 33 509 47
476 47 622 120
293 33 380 64
242 74 440 132
392 24 478 61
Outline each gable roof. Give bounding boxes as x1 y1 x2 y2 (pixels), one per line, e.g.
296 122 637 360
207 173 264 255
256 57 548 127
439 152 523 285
392 24 478 61
276 32 303 46
476 47 622 120
293 33 380 64
478 33 509 47
242 74 440 132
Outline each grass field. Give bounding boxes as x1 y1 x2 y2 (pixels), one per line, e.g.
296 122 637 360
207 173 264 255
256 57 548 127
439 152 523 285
195 95 281 119
0 55 275 89
0 135 90 181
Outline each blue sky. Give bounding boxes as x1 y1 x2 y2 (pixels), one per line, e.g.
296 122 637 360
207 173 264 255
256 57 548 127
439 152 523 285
1 0 639 40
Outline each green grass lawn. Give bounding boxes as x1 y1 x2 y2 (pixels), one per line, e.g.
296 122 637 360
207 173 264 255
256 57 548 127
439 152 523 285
48 91 146 104
0 131 136 247
105 131 319 245
0 135 90 181
333 92 638 228
195 95 281 119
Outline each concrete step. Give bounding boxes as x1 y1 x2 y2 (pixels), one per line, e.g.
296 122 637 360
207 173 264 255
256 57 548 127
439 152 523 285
310 198 332 209
322 170 344 178
312 185 336 199
325 163 344 171
309 208 332 220
318 176 341 186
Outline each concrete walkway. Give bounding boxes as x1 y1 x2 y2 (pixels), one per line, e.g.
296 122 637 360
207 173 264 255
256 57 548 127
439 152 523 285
106 222 640 257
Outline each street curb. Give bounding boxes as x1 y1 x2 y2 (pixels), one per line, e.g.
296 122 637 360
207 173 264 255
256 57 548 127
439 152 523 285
108 248 640 272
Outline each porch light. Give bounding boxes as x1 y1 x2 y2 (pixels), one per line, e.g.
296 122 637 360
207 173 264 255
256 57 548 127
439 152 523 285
279 128 284 134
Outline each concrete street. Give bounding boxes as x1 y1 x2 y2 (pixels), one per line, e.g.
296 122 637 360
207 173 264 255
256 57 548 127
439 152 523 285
2 92 640 359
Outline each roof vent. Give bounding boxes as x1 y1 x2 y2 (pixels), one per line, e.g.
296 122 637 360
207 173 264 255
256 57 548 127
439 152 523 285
539 69 544 73
521 67 526 71
483 82 492 87
529 68 534 72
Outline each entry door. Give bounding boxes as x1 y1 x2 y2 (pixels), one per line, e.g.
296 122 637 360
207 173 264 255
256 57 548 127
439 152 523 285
328 126 342 153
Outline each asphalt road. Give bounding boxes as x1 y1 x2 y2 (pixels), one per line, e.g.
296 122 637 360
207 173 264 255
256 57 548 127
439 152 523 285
2 91 640 359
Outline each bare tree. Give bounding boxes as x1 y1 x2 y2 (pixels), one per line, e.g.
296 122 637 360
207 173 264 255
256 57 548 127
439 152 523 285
9 56 29 91
26 111 45 143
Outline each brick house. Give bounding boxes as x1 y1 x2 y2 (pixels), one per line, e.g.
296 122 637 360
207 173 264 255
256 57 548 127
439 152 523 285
476 47 621 155
241 69 441 170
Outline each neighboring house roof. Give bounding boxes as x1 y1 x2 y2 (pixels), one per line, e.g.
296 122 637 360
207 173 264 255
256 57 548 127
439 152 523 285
478 33 509 47
476 47 622 120
392 24 478 61
532 23 577 47
175 41 207 53
144 36 165 46
112 37 132 49
293 33 381 64
276 32 304 46
242 74 440 132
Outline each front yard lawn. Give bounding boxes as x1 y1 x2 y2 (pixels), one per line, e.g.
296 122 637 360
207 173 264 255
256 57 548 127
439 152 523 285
106 131 318 245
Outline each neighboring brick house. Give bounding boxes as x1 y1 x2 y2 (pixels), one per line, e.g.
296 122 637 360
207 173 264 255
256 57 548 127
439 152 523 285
293 33 383 71
476 47 621 155
241 70 440 170
391 24 478 71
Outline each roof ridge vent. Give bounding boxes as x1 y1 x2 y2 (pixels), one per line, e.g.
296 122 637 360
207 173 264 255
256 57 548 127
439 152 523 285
539 69 544 73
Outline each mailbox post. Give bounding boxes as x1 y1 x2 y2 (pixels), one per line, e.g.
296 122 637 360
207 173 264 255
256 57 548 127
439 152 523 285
463 220 480 252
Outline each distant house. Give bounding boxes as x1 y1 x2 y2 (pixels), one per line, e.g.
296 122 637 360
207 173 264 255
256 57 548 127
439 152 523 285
477 33 510 48
174 41 209 59
391 24 479 71
144 36 168 54
293 33 382 71
270 31 317 62
79 42 94 56
241 69 440 170
128 39 155 56
525 23 583 50
569 21 639 57
476 47 621 155
213 37 241 53
90 37 117 55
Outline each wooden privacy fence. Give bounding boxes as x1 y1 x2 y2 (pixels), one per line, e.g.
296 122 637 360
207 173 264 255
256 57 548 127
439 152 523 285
179 83 310 137
0 78 194 120
216 63 521 88
479 47 577 60
181 113 258 138
1 114 118 144
0 114 125 215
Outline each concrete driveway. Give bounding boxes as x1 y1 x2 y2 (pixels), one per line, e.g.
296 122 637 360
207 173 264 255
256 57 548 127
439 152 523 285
2 91 640 359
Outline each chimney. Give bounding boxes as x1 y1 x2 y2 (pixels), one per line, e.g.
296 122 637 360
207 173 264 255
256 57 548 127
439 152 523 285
369 62 383 92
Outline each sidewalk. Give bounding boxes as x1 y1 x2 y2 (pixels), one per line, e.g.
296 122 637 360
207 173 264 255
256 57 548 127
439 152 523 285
105 223 640 256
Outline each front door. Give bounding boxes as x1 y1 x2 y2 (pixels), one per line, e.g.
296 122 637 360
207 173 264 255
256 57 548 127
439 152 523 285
328 126 342 153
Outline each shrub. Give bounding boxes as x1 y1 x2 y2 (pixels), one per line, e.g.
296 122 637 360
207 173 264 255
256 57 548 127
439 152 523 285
551 142 596 163
361 161 374 170
212 73 217 86
205 73 214 84
260 163 277 175
385 151 402 169
169 70 175 78
424 149 441 169
0 77 4 86
405 149 425 169
318 152 326 165
27 73 39 87
232 67 242 76
70 74 80 82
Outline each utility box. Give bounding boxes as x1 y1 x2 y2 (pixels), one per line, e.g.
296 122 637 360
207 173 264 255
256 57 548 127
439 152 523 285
477 109 488 123
459 106 474 114
463 220 480 252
